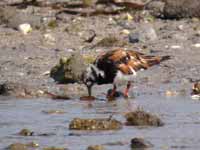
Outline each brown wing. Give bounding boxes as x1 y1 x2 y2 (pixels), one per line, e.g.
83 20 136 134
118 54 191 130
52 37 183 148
95 49 170 75
127 50 170 68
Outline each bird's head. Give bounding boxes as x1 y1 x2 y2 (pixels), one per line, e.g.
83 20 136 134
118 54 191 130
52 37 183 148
81 64 104 96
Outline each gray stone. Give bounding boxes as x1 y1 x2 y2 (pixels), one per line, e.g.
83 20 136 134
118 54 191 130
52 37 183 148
129 32 140 43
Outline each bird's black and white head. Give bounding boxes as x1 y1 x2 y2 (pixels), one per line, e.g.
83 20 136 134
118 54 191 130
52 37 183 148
82 64 105 96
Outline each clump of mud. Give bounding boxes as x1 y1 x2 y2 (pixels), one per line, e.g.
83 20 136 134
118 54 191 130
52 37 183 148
69 117 122 130
125 110 164 127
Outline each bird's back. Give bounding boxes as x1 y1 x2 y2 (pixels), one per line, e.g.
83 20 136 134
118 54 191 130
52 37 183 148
93 49 170 84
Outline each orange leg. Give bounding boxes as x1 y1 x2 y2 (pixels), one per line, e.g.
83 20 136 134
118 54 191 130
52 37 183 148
107 84 117 99
124 81 131 98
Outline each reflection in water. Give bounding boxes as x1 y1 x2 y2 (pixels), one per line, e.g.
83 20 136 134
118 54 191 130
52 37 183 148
0 95 200 150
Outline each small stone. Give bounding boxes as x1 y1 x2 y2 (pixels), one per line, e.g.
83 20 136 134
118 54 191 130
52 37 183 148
126 13 133 21
0 83 9 95
19 128 34 136
18 23 32 35
87 145 104 150
121 29 130 35
171 45 181 49
129 32 140 43
42 71 50 76
177 25 184 30
44 33 56 43
146 28 157 41
192 82 200 95
129 24 157 43
37 90 44 95
192 43 200 48
131 138 153 149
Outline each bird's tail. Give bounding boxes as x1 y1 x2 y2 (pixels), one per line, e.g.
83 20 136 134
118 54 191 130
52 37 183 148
160 55 171 62
141 55 170 67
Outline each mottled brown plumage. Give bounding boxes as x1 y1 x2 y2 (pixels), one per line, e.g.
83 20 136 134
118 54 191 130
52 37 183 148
82 49 170 98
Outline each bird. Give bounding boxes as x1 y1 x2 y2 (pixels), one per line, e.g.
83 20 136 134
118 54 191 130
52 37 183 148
81 48 170 99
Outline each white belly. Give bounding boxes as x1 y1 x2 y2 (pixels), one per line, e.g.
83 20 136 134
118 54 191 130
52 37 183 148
114 70 137 85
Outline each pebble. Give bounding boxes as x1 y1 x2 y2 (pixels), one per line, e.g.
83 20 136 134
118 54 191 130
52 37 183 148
126 13 133 21
170 45 181 49
18 23 32 35
192 43 200 48
129 24 157 43
129 32 140 43
177 25 184 30
44 33 56 43
121 29 130 35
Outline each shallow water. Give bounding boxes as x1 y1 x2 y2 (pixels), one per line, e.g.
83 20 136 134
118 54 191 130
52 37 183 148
0 94 200 150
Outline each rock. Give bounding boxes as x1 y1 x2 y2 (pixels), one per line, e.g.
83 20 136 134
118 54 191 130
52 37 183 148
50 52 87 84
129 24 157 43
125 110 164 127
87 145 104 150
0 82 9 95
69 117 122 130
192 43 200 48
106 89 125 101
19 128 34 136
43 147 67 150
170 45 181 49
163 0 200 19
131 138 153 149
146 1 165 18
192 82 200 95
121 29 130 35
129 32 140 43
44 33 56 44
8 143 28 150
18 23 32 35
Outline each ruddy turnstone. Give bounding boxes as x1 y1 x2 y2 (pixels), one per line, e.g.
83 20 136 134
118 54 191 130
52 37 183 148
82 49 170 99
